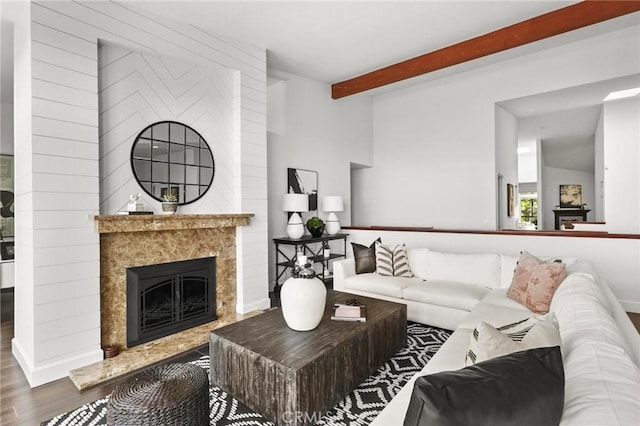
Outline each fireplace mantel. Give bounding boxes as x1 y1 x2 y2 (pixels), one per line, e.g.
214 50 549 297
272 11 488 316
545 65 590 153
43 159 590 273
93 213 254 234
95 213 253 352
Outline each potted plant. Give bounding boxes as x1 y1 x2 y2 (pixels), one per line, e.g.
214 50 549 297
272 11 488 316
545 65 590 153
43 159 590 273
161 193 178 215
306 216 325 237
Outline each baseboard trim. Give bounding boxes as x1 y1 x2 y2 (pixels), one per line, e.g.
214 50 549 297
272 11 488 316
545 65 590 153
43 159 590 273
238 297 271 314
12 338 103 388
620 300 640 314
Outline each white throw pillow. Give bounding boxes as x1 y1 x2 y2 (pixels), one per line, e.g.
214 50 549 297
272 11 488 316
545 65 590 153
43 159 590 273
465 321 521 365
427 250 500 288
466 313 561 366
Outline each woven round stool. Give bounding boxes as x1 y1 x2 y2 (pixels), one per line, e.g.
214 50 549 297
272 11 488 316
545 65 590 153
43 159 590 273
107 363 209 425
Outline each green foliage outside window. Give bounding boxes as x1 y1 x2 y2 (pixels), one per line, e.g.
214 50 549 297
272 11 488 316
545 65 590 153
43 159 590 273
520 194 538 226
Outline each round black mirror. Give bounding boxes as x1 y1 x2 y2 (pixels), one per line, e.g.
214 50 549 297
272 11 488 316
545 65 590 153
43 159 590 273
131 121 215 205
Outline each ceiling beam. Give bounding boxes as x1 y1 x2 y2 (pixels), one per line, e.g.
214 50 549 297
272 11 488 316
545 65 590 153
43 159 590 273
331 1 640 99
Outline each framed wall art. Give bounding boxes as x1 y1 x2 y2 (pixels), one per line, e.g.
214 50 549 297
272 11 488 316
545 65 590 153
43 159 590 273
507 183 514 217
559 184 582 208
287 168 318 212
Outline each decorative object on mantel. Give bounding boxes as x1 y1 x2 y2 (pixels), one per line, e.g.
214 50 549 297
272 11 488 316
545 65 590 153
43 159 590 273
161 193 179 215
283 193 308 239
116 210 154 215
127 193 145 212
306 216 325 237
280 255 327 331
323 195 344 235
117 193 153 215
559 184 582 208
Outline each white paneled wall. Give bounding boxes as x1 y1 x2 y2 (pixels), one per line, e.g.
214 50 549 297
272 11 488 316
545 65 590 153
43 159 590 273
98 44 235 215
13 1 268 387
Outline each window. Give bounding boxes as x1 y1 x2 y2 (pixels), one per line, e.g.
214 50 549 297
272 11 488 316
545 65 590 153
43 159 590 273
519 192 538 226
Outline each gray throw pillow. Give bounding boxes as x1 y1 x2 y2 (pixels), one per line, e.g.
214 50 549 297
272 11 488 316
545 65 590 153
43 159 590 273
404 346 564 426
351 238 381 274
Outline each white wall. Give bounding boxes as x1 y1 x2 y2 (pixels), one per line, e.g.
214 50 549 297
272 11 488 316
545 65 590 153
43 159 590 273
13 1 267 387
604 97 640 233
495 105 519 229
357 25 639 230
0 104 12 154
541 166 595 230
266 72 372 287
98 44 235 215
344 228 640 313
594 110 605 221
518 153 537 184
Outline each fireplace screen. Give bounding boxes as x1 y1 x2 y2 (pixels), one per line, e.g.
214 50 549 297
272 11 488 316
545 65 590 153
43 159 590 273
127 257 216 347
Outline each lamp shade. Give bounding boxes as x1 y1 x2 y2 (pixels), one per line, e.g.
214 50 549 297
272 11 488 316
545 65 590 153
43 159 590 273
322 196 344 212
283 193 309 212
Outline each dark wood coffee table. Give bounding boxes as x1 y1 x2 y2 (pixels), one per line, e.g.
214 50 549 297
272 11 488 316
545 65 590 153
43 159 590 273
209 290 407 425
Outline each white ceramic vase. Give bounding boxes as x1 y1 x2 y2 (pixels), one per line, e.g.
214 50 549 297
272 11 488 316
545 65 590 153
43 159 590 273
280 276 327 331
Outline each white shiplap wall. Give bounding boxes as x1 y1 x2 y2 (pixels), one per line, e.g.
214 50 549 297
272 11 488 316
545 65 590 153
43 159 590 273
13 0 268 387
98 44 235 215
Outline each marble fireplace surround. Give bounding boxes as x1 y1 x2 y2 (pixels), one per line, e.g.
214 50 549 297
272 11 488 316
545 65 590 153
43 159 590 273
69 214 254 390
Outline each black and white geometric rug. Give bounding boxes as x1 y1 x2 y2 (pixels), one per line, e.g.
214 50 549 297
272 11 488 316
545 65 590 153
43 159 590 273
41 323 451 426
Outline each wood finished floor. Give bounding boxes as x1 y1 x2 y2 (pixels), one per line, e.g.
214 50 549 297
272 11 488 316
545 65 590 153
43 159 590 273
0 286 209 426
1 290 639 426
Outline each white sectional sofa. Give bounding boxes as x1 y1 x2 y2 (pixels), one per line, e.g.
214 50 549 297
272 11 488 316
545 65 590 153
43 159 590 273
333 247 640 425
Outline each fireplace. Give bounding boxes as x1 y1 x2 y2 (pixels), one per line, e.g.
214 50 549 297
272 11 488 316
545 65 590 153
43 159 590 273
126 257 217 347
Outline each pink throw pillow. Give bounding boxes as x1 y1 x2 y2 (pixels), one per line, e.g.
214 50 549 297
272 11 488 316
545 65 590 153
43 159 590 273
507 251 567 314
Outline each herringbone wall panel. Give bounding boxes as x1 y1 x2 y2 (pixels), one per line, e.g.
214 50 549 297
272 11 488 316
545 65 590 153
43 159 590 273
98 44 234 214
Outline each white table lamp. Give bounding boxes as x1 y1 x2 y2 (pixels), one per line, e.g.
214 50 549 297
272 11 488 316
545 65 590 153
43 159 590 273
322 195 344 235
283 193 309 239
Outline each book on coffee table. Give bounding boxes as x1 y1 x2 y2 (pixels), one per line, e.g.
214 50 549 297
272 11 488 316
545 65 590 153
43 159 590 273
331 304 367 322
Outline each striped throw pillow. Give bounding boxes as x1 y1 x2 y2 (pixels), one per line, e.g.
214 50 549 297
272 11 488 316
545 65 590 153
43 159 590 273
466 314 560 365
375 242 413 277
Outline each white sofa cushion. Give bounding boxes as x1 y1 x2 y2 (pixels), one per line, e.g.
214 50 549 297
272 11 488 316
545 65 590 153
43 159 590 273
499 254 519 288
550 272 632 357
481 288 531 311
406 248 430 280
561 341 640 425
402 281 490 312
427 250 500 288
343 273 422 299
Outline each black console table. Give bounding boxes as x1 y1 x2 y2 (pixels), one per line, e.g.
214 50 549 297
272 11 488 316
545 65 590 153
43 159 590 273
553 208 590 230
273 233 348 288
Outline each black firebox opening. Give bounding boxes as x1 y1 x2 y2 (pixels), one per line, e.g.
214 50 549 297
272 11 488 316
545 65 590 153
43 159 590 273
126 257 216 348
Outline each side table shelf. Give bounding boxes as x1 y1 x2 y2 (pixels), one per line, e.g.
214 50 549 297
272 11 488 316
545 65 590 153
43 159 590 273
273 233 348 288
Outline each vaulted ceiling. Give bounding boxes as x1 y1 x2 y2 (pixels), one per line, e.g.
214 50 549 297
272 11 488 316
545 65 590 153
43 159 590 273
122 0 639 97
